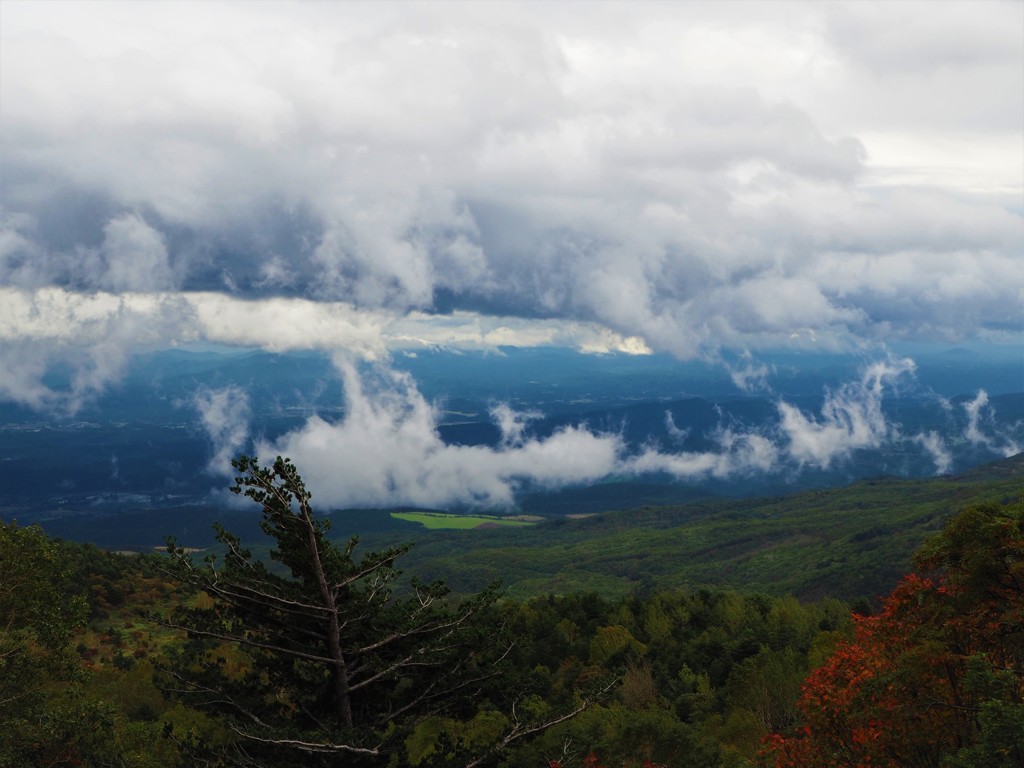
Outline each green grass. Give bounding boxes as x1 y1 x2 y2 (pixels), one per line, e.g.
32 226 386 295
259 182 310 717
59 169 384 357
390 511 535 530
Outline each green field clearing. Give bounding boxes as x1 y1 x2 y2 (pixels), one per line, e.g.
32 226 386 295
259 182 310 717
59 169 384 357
391 512 535 530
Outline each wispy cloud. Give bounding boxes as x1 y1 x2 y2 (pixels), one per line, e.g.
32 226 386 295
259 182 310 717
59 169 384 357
490 403 543 448
194 386 251 475
664 411 690 443
776 358 915 468
912 430 953 475
722 351 772 393
626 428 779 480
962 390 1021 457
0 288 176 413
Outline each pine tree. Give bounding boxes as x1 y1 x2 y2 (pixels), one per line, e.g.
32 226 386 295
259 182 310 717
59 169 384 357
160 455 517 766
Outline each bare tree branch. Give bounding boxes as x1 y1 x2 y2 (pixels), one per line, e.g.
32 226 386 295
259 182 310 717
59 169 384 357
462 679 619 768
227 725 382 757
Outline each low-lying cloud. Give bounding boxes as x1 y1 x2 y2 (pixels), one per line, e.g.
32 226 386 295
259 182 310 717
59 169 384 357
0 286 649 412
777 358 915 468
195 355 998 509
962 390 1021 457
254 358 622 509
195 385 251 474
627 428 780 481
912 430 953 475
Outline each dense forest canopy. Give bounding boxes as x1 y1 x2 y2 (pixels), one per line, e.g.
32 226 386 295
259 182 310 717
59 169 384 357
0 457 1021 767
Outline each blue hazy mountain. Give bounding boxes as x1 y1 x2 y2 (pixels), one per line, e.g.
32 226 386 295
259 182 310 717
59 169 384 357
0 344 1021 536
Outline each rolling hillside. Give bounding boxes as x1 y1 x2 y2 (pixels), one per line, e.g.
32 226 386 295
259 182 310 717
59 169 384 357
387 454 1024 602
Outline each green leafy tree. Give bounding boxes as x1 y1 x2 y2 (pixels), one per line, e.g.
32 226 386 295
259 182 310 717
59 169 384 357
0 522 166 766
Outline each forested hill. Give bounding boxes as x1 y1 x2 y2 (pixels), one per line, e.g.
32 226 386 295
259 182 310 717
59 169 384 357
1 457 1021 767
390 453 1024 602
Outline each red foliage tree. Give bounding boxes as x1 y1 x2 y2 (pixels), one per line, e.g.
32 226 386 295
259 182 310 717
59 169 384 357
764 501 1024 768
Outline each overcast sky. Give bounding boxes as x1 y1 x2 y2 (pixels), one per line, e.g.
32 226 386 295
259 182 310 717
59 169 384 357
1 0 1022 410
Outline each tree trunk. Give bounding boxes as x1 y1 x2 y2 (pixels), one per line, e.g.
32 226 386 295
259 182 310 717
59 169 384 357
301 500 354 729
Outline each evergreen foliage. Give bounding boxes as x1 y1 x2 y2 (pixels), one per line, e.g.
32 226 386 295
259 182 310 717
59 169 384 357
1 460 1020 766
159 455 591 766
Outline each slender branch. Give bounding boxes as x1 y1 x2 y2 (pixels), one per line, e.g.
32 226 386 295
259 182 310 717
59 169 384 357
149 617 336 665
156 665 270 726
354 605 478 656
203 582 332 616
332 550 406 594
385 647 514 724
462 679 618 768
227 724 381 757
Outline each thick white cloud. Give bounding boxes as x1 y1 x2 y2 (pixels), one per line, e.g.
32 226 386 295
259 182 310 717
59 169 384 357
2 3 1021 343
252 358 623 509
0 1 1020 417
